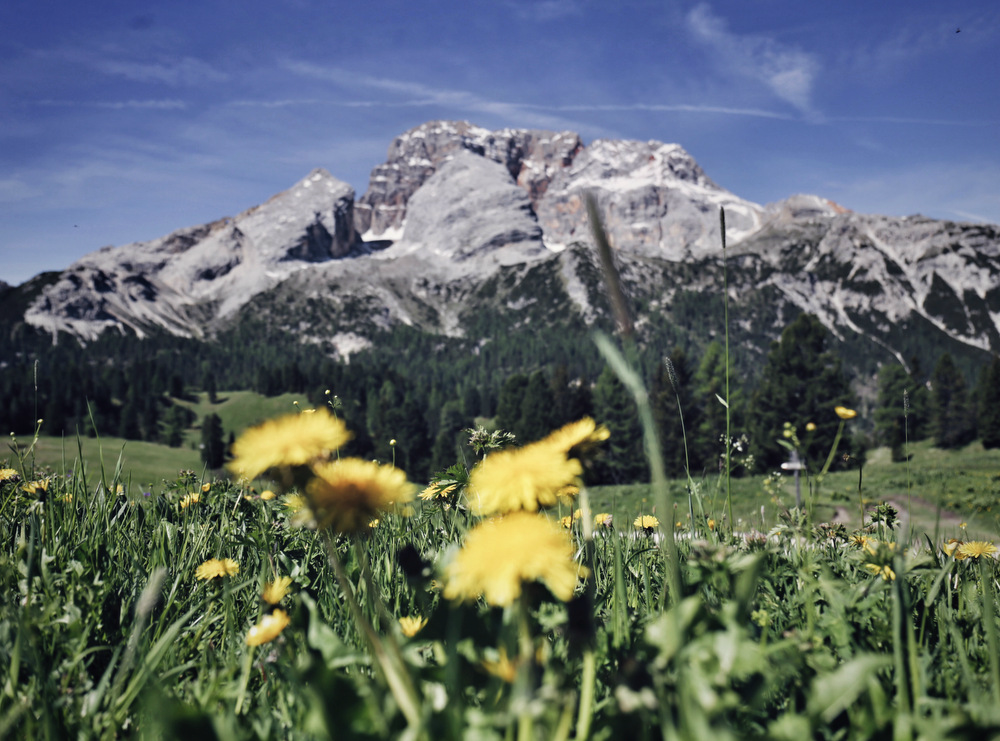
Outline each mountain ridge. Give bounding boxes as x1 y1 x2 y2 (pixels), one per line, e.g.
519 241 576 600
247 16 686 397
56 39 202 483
9 120 999 387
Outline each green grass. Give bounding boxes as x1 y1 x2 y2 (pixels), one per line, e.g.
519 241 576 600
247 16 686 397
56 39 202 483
7 434 202 490
3 391 316 487
173 390 312 446
589 439 1000 543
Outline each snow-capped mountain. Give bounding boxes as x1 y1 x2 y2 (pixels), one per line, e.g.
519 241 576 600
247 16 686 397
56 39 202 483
14 120 1000 380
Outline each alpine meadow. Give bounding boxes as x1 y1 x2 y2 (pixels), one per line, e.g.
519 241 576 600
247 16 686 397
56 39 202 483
3 120 1000 740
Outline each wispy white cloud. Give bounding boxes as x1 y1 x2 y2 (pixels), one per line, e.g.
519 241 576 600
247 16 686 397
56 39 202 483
36 99 188 110
93 56 230 86
280 60 796 127
686 4 819 116
280 60 597 132
504 0 583 22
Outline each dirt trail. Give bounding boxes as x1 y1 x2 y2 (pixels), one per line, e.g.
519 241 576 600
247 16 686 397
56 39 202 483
831 494 964 530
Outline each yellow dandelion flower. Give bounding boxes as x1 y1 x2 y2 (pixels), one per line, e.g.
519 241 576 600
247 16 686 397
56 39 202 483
398 616 428 637
306 458 414 533
443 512 589 607
179 491 201 509
707 518 716 531
543 417 610 461
556 484 580 502
957 541 998 560
228 407 352 480
246 609 291 646
594 512 613 528
419 482 457 501
942 539 963 558
262 576 293 604
560 514 575 528
835 406 857 420
0 468 21 484
23 479 50 495
201 482 211 493
634 515 660 532
481 647 518 683
467 443 582 516
260 489 276 501
195 558 239 580
864 563 896 581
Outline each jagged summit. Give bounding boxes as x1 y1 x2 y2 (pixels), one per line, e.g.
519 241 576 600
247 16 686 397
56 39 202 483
14 119 1000 371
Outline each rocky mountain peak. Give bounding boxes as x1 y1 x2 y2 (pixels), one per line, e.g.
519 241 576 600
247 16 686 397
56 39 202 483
354 120 582 238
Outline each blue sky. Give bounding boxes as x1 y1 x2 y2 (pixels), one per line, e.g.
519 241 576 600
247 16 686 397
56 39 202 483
2 0 998 285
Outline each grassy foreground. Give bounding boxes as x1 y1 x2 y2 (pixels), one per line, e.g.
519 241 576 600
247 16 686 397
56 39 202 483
3 407 1000 740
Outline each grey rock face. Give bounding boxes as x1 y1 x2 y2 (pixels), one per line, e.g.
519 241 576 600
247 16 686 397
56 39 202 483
535 138 763 258
401 151 545 263
25 169 356 339
354 120 582 237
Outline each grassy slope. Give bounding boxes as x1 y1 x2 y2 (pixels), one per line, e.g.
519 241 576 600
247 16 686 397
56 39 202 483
8 434 202 489
5 391 312 487
589 438 1000 541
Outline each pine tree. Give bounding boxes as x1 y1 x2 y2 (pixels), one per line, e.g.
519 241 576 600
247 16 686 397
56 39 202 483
929 353 974 449
201 413 225 469
748 313 854 471
518 371 556 443
591 366 646 484
691 341 745 475
979 355 1000 449
651 349 697 478
495 373 529 437
874 364 913 461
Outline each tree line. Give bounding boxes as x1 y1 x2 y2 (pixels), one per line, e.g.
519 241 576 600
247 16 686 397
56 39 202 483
2 312 998 484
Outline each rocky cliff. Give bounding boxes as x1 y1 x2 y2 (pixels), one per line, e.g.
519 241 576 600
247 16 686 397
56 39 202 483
15 120 1000 381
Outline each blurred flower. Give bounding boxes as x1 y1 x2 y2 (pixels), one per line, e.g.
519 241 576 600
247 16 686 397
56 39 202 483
196 558 239 581
957 541 998 560
707 518 716 531
306 458 414 533
805 422 817 432
398 616 427 637
466 419 607 517
201 482 211 493
228 407 352 480
634 515 660 533
594 512 613 528
444 512 588 607
260 489 276 501
481 647 518 683
0 468 20 485
560 509 582 528
543 417 610 461
179 492 201 509
283 493 306 512
850 534 873 549
835 406 857 420
369 518 380 528
864 563 896 581
246 609 290 646
262 576 293 604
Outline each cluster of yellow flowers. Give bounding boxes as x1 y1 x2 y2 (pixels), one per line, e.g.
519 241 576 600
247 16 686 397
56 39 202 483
228 407 414 534
444 418 607 607
943 539 998 560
